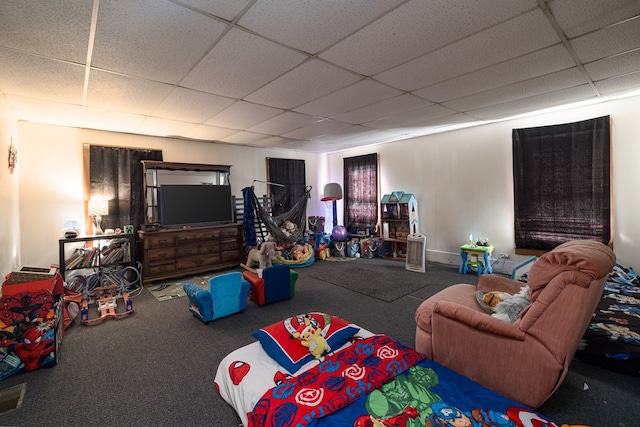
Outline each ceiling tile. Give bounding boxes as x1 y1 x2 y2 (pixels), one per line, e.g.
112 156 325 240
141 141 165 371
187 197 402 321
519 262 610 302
247 111 321 135
136 116 199 137
594 71 640 96
92 0 228 83
178 0 252 21
375 9 559 91
414 44 576 102
85 70 173 115
82 107 147 133
570 16 640 63
585 49 640 81
184 124 238 141
181 28 307 98
443 68 589 112
205 101 284 129
293 79 403 117
152 87 235 123
0 0 93 63
333 94 432 125
0 49 85 104
364 104 459 129
466 84 597 120
237 0 405 54
5 95 84 128
547 0 640 38
244 59 361 109
220 131 275 145
283 119 354 140
319 0 536 76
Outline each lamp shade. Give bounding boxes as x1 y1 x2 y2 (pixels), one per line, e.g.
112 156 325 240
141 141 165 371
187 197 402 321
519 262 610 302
88 199 109 216
321 183 342 201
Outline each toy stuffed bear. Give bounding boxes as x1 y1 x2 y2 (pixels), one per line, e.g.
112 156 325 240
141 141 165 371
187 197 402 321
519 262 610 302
246 241 277 269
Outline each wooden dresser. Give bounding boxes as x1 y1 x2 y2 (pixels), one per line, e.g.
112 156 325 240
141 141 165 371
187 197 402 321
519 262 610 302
138 223 243 284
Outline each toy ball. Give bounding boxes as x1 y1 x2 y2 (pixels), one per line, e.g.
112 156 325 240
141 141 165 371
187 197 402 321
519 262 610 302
332 225 348 241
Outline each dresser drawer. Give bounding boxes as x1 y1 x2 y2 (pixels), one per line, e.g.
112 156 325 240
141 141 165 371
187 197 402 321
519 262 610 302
145 233 176 247
220 238 240 251
177 243 200 257
221 248 242 263
177 254 220 270
220 226 240 238
176 228 222 243
147 247 177 263
199 241 220 254
148 262 176 276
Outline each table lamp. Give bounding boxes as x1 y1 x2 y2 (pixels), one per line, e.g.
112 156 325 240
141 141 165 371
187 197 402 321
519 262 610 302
88 199 109 235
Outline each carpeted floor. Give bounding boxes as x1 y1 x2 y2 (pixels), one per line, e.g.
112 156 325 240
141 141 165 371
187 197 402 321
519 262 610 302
146 269 242 301
308 259 472 302
0 258 637 426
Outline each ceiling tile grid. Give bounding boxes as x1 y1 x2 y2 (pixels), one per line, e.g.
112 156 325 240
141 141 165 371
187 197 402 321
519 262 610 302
0 0 639 153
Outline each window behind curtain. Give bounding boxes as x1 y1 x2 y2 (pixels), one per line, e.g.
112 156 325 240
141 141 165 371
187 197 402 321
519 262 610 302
512 116 611 252
267 158 306 217
87 145 163 232
344 153 378 232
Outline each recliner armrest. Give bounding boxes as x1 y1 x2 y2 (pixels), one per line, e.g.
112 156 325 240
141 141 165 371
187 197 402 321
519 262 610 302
477 274 524 294
434 301 526 340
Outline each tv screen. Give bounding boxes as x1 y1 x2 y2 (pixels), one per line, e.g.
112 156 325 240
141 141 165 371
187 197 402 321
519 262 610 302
158 185 233 227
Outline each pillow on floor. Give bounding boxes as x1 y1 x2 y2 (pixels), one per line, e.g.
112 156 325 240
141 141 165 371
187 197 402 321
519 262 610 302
252 312 360 374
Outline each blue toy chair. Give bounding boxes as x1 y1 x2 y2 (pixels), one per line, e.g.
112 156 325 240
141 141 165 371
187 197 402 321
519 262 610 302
183 272 250 324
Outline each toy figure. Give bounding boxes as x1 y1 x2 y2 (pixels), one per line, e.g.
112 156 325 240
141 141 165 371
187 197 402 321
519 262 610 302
292 315 330 359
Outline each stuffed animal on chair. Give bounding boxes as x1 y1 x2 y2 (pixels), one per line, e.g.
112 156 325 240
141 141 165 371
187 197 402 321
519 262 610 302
246 241 277 269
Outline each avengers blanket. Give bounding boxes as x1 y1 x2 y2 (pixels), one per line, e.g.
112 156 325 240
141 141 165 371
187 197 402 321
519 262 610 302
216 332 561 427
574 264 640 376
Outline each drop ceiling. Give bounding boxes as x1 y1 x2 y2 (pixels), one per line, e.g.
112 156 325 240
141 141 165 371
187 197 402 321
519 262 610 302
1 0 639 154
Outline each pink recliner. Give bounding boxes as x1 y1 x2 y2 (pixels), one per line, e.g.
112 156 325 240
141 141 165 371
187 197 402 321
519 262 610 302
415 240 615 409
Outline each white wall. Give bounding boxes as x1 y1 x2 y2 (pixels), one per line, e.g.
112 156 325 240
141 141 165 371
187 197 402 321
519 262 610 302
0 96 20 276
328 94 640 271
11 93 640 274
16 123 326 269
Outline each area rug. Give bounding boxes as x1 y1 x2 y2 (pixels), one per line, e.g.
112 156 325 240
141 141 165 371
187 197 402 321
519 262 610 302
308 262 424 302
147 269 242 302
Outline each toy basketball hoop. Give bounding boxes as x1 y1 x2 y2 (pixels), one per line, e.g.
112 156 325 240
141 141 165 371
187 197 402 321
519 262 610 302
321 183 342 227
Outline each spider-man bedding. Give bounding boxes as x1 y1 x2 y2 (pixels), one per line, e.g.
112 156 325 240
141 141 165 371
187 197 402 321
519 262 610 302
215 312 562 427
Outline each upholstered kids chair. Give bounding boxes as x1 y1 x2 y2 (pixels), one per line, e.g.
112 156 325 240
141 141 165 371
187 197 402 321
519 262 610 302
414 240 615 409
242 264 298 306
183 272 250 324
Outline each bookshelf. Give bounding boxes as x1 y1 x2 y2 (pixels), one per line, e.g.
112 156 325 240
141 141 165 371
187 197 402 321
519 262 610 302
58 234 136 283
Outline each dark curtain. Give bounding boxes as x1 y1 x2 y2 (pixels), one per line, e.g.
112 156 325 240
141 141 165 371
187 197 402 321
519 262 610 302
344 153 378 231
512 116 610 250
90 146 163 232
267 158 306 217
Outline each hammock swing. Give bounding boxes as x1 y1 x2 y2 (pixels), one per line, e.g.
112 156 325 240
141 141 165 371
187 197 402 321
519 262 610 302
242 185 314 267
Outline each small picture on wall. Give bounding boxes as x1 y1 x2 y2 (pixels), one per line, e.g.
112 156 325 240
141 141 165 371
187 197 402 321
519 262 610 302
8 140 17 174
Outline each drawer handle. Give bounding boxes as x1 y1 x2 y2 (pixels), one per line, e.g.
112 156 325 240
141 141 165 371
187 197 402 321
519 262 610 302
195 260 204 265
158 239 168 244
184 249 194 255
158 253 167 258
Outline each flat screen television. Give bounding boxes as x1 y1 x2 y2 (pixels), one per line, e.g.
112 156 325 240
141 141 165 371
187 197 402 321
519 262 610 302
158 185 233 227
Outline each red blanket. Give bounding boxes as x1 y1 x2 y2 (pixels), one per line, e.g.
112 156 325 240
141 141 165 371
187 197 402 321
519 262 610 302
248 335 425 427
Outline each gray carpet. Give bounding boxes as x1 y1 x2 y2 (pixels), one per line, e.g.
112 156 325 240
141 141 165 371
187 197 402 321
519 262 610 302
0 259 637 426
308 259 475 302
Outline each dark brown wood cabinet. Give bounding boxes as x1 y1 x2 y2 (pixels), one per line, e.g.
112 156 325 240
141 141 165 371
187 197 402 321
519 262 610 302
138 223 243 284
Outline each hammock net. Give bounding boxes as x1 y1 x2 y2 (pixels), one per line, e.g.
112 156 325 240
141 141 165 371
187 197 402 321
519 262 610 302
242 186 310 248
